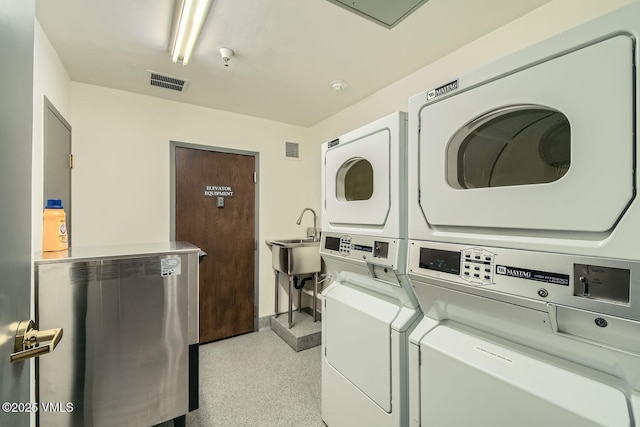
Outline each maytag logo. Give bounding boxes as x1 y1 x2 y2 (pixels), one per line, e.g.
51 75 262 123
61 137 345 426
496 265 532 279
495 264 570 285
427 79 459 100
508 268 532 279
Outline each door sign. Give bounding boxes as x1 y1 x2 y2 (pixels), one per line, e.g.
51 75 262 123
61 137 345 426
204 185 234 197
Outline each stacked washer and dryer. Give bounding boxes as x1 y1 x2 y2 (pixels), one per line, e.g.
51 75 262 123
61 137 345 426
406 2 640 426
321 2 640 426
320 112 421 427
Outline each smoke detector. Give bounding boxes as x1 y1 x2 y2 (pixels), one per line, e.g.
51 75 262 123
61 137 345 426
329 80 348 91
219 47 234 67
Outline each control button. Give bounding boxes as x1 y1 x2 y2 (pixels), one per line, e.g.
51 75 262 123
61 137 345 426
474 266 480 271
594 318 608 328
465 254 471 258
464 265 470 269
485 256 492 261
484 268 491 273
484 275 491 280
537 289 549 298
464 272 470 276
474 255 481 260
473 273 480 278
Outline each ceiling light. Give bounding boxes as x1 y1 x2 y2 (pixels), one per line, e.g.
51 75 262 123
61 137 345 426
169 0 214 65
329 80 349 91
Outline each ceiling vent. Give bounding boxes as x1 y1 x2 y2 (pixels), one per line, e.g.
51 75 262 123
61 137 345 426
326 0 429 29
148 71 189 92
285 142 300 159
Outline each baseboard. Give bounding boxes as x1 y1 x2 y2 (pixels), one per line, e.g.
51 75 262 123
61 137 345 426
258 316 272 331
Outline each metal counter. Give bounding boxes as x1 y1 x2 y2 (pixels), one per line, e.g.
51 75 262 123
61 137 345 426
35 242 200 427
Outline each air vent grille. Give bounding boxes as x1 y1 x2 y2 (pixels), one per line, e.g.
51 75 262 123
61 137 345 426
285 142 300 159
148 71 188 92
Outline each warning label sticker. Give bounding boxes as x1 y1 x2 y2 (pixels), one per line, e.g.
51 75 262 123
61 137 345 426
161 258 182 277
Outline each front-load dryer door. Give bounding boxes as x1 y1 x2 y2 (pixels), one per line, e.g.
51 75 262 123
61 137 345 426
324 283 400 412
325 128 391 229
419 35 634 233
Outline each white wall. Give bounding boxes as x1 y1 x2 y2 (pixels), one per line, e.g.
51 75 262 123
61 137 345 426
310 0 636 143
70 83 316 317
33 18 320 319
32 20 72 252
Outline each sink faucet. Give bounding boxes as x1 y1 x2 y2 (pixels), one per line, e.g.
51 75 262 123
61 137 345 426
296 208 319 241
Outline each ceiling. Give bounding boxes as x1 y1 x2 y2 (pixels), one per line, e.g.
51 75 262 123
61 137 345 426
36 0 551 127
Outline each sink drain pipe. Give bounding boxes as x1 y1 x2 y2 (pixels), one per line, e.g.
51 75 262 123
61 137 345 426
294 275 313 290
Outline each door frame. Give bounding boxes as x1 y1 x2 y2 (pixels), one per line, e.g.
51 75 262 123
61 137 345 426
169 141 260 332
43 96 72 245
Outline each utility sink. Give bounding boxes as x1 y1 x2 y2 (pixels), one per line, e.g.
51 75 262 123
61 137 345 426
266 236 322 329
266 238 321 275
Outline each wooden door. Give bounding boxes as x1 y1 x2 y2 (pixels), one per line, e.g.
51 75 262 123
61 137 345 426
175 147 256 343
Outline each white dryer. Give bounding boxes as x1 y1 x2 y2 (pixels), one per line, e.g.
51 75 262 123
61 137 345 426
321 112 421 427
406 2 640 426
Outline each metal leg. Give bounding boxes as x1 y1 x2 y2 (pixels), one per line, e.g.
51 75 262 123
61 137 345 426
298 279 302 313
313 272 318 322
274 270 279 317
288 275 294 329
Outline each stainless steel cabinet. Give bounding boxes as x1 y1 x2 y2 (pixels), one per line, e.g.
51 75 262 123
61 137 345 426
35 242 200 427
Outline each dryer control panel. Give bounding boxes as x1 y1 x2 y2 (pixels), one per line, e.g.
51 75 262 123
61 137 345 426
408 239 640 323
419 247 496 285
321 232 400 270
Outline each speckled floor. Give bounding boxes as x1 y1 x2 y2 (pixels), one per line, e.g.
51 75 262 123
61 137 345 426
271 311 322 352
184 329 323 427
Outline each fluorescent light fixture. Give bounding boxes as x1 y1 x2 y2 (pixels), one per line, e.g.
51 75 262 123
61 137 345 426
169 0 214 65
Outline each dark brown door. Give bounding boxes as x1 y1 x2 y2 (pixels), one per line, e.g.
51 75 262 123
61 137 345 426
175 147 256 343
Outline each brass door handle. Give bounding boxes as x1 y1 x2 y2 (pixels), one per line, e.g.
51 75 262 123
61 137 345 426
10 320 63 363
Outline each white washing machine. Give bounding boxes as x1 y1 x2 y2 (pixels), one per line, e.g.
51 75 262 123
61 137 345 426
406 2 640 425
320 112 421 426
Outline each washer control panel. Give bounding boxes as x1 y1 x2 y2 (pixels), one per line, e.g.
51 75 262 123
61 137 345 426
461 248 495 285
408 239 640 323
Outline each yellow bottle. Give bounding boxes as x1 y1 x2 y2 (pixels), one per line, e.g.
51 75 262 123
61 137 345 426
43 199 68 252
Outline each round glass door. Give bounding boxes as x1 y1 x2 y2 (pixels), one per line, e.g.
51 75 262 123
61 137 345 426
447 105 571 189
336 157 374 201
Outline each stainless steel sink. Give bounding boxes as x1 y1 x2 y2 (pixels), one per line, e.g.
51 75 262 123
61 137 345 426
266 238 318 247
266 237 322 329
266 238 321 275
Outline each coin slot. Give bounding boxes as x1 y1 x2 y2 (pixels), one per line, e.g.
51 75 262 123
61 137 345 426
373 241 389 259
573 264 630 304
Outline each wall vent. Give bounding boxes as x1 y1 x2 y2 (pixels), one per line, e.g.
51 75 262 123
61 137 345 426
148 71 189 92
285 142 300 159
